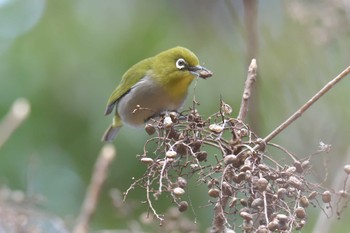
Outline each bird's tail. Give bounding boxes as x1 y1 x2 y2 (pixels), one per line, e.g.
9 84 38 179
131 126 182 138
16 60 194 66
101 116 122 142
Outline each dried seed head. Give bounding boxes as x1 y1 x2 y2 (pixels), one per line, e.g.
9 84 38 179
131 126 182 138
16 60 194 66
251 197 264 209
277 188 287 199
276 214 288 223
344 165 350 175
294 161 303 173
308 191 317 200
176 177 187 189
224 154 241 167
196 151 208 162
240 198 248 206
173 187 185 196
285 166 296 176
221 102 232 115
322 190 332 203
208 188 220 198
339 190 349 198
299 196 309 208
222 181 233 195
288 176 303 190
239 211 253 221
166 150 177 158
178 201 188 212
229 197 238 208
267 220 279 231
190 163 199 170
242 219 253 231
295 207 306 219
256 225 268 233
209 124 224 133
145 124 156 135
258 164 270 172
256 177 269 192
301 160 311 170
240 164 251 172
140 157 154 165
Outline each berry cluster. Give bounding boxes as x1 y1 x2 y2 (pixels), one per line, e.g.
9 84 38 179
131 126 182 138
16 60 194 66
124 105 350 232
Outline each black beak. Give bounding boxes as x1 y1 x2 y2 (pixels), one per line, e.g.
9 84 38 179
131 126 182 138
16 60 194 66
188 65 213 79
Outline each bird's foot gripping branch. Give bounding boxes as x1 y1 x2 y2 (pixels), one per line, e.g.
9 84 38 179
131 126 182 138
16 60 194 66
122 62 350 232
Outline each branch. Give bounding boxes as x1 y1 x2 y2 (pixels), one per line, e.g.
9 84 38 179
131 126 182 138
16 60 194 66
73 144 116 233
0 98 30 148
237 59 258 121
263 65 350 144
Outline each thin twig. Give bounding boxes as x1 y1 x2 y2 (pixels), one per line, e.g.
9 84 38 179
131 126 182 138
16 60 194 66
263 65 350 144
237 59 258 121
0 98 30 148
73 144 116 233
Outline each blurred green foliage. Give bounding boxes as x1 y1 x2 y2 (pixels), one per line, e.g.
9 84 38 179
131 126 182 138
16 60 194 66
1 0 350 232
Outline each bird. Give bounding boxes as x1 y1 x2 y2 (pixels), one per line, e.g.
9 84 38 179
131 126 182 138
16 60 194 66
102 46 213 141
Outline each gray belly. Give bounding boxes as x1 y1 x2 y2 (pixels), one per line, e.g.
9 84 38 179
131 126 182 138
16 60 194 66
117 77 186 127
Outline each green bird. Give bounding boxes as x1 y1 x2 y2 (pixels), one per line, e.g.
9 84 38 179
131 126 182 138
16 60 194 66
102 46 213 141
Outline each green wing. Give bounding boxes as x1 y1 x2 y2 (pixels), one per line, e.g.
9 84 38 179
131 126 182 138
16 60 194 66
104 57 153 115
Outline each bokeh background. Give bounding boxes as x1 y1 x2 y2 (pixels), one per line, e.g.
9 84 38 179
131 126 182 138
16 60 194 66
1 0 350 232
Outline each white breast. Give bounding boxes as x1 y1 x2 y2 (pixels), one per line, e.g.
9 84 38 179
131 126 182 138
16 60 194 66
117 76 186 127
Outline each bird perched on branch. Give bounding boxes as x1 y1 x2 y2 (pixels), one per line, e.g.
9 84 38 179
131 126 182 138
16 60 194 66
102 46 213 141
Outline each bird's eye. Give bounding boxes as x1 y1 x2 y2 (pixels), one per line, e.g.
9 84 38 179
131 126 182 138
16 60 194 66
176 58 187 70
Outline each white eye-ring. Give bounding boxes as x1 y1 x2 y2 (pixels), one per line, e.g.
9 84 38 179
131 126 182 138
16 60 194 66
176 58 187 70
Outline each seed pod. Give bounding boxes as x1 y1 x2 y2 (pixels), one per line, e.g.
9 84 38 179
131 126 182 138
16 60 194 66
294 161 303 173
222 181 233 195
224 154 238 165
256 225 268 233
258 164 270 172
299 196 309 208
251 197 264 209
295 207 306 219
256 177 269 192
288 176 303 190
344 165 350 175
166 150 177 158
308 191 317 200
267 220 279 231
144 124 155 135
196 151 208 162
140 157 153 165
242 219 253 231
339 190 349 198
176 177 187 189
173 187 185 196
240 198 248 206
178 201 188 212
209 124 224 133
285 166 296 176
208 188 220 198
229 197 238 208
239 211 253 221
301 160 311 170
277 188 287 199
322 190 331 203
276 214 288 223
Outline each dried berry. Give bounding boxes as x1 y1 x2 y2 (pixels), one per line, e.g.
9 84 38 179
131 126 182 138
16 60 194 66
322 190 331 203
176 177 187 189
144 124 156 135
178 201 188 212
208 188 220 198
140 157 154 165
173 187 185 196
295 207 306 219
344 165 350 175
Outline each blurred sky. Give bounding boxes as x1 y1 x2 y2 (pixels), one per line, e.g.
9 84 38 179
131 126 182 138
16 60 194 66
1 0 350 232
